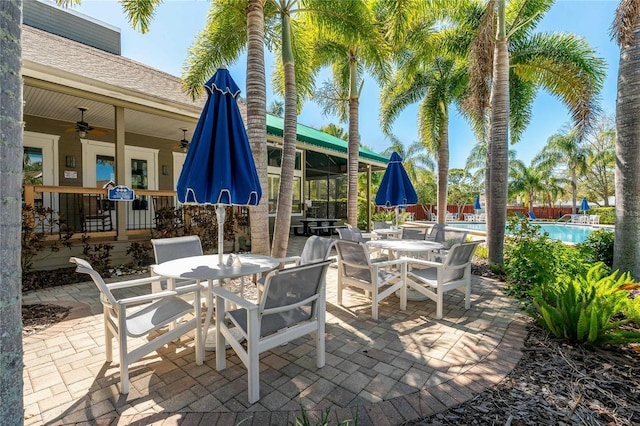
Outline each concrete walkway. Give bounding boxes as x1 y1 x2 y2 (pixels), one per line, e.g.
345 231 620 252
23 236 528 425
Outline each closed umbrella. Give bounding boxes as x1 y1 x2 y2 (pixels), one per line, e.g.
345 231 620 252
474 195 482 212
177 68 261 266
375 152 418 226
580 197 590 214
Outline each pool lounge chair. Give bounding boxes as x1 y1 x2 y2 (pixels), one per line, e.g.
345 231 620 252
514 211 526 220
527 211 543 221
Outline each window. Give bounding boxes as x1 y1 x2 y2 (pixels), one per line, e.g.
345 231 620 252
23 147 43 186
130 159 148 189
267 145 303 215
96 155 115 188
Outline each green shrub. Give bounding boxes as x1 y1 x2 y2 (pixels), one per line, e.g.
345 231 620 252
504 218 589 300
21 205 74 272
81 234 114 276
589 207 614 224
577 228 615 267
530 263 640 346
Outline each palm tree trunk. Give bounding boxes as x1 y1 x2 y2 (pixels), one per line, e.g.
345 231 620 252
614 17 640 278
0 1 24 423
436 104 449 225
271 12 297 259
487 0 509 267
347 49 360 228
246 0 270 256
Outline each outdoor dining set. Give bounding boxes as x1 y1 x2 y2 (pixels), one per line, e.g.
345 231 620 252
69 222 481 404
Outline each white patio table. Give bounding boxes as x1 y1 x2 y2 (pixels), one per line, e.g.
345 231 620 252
366 239 443 301
152 254 280 357
372 228 403 239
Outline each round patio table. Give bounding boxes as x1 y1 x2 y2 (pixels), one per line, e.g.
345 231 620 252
366 239 443 301
153 254 280 354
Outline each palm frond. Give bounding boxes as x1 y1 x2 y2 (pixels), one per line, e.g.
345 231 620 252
182 0 248 100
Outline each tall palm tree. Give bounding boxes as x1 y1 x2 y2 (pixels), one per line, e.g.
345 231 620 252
308 1 389 228
0 0 24 422
611 0 640 278
534 126 589 214
182 0 277 256
267 0 376 258
381 56 468 225
467 0 606 266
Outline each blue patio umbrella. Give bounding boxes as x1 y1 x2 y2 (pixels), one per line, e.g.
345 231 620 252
580 197 590 213
375 152 418 225
474 195 482 212
177 68 261 266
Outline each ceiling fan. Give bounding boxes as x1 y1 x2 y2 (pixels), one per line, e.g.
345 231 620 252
174 128 190 152
66 107 109 137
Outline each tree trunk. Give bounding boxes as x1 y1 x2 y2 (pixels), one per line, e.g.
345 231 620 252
487 0 509 267
271 12 297 259
436 104 449 225
0 1 24 424
347 49 360 228
246 0 270 256
614 19 640 279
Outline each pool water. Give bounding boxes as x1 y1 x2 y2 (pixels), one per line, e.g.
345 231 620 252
446 222 606 244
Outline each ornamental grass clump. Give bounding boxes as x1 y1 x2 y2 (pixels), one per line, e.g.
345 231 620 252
530 263 640 346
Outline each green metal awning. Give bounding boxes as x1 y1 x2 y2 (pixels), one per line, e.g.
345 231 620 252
266 114 389 167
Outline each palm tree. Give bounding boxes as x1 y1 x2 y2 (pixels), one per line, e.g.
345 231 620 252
611 0 640 278
381 55 468 225
582 116 615 207
467 0 606 266
508 160 545 213
319 123 348 140
182 0 276 256
534 126 589 214
268 99 284 116
0 0 24 422
309 2 389 228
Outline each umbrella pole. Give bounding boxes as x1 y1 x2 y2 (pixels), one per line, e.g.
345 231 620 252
216 204 226 266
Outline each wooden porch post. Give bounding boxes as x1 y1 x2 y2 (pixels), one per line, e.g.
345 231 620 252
114 106 128 241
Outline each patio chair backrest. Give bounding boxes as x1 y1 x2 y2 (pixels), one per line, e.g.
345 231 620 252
426 223 446 242
337 227 354 241
373 221 390 230
442 241 481 281
334 240 373 282
299 236 336 265
261 260 331 335
528 211 537 220
71 257 117 306
442 229 468 249
151 235 203 264
402 227 426 240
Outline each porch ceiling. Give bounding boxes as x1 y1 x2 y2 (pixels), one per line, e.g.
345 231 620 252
24 85 198 142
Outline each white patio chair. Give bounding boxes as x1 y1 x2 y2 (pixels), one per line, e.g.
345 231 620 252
150 235 204 293
402 227 427 240
69 257 203 394
430 229 469 262
589 214 600 225
257 236 335 299
425 223 446 242
334 240 407 320
404 241 482 319
212 260 333 404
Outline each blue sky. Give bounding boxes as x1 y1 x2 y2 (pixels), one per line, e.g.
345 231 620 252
66 0 619 169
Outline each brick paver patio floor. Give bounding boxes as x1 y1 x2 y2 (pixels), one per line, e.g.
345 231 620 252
22 236 528 425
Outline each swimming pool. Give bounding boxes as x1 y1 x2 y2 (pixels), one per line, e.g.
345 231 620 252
445 222 607 244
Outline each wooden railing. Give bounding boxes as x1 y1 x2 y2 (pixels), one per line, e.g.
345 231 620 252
23 185 186 240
